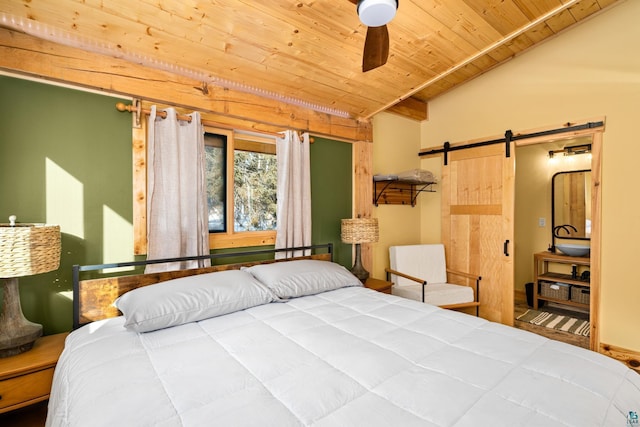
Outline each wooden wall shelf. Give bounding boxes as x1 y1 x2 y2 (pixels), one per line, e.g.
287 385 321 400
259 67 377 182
373 178 436 206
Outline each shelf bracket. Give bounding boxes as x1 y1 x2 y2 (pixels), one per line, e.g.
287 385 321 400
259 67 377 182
373 179 436 207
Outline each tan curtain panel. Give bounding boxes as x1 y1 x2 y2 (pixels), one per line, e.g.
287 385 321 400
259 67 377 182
145 106 209 272
275 130 312 257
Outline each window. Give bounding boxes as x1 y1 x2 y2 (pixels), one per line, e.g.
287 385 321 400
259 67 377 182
204 133 226 232
233 139 277 232
205 128 277 248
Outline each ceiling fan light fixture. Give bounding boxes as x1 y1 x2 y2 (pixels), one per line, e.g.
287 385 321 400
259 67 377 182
357 0 398 27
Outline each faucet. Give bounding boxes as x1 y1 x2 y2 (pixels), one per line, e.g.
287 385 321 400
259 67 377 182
553 224 577 236
550 224 578 252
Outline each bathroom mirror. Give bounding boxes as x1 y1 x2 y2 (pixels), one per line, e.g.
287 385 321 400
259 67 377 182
552 170 591 240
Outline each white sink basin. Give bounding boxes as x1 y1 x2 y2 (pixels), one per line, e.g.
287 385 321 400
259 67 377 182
556 244 590 257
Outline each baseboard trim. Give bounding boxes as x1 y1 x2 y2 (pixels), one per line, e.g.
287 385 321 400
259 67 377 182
599 342 640 373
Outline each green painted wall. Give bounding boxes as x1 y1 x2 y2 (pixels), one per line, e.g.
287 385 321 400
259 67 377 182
0 75 132 334
310 137 353 268
0 75 352 335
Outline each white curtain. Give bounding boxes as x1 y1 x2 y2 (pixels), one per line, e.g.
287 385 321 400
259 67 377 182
145 106 210 272
275 130 312 257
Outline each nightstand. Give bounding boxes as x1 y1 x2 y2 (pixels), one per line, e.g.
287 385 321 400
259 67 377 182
0 332 67 414
365 277 393 294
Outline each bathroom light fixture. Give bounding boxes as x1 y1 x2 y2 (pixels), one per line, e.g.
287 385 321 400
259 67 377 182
548 143 592 158
357 0 398 27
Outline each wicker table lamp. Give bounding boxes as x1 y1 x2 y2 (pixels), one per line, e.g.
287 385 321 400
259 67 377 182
0 216 61 357
341 217 379 282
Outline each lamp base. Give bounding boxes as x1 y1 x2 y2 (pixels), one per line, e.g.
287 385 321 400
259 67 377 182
0 278 43 358
350 243 370 283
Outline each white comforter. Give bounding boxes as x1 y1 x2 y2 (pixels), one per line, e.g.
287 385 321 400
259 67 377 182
47 287 640 426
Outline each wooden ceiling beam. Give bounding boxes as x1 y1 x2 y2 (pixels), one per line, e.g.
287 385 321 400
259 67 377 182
0 29 372 143
386 97 429 122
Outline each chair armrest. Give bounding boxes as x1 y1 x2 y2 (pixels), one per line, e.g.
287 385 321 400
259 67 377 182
384 268 426 285
386 267 429 303
439 301 481 310
446 268 482 283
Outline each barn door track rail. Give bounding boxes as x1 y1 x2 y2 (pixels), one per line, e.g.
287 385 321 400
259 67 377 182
419 121 604 165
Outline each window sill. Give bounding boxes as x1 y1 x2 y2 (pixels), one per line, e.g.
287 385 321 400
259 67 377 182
209 231 276 249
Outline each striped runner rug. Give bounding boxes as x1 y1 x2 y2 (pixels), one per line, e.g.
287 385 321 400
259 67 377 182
516 309 590 336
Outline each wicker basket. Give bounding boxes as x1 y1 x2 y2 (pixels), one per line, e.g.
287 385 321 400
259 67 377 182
571 286 590 305
540 282 570 300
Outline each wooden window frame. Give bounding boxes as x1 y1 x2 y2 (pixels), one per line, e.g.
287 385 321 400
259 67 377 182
132 123 276 255
206 127 277 249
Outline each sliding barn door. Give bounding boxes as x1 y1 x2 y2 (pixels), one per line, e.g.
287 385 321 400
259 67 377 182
442 143 515 325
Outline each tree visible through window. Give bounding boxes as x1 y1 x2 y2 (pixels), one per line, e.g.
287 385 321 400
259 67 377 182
205 130 277 238
234 148 277 231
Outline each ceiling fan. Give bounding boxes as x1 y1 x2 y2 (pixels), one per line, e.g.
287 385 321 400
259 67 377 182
348 0 398 72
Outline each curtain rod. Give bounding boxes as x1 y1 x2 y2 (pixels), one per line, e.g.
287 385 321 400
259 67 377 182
115 102 283 138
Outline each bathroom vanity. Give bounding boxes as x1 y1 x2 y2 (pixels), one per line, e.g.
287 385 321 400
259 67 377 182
533 251 590 312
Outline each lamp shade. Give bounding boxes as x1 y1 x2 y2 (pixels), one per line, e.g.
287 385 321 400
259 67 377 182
341 218 379 244
0 224 61 278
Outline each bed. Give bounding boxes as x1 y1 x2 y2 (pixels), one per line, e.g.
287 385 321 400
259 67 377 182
47 245 640 426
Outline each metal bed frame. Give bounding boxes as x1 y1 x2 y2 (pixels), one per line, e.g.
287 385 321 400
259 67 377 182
72 243 333 329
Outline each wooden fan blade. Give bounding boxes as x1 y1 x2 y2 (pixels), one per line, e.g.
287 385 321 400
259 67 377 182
362 25 389 72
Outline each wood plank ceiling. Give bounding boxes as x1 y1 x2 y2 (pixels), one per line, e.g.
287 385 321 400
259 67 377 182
0 0 621 121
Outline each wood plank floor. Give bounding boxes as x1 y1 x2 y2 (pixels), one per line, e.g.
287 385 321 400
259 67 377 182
514 299 590 349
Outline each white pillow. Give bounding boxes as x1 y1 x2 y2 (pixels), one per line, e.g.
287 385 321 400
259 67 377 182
115 269 277 332
243 259 362 298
